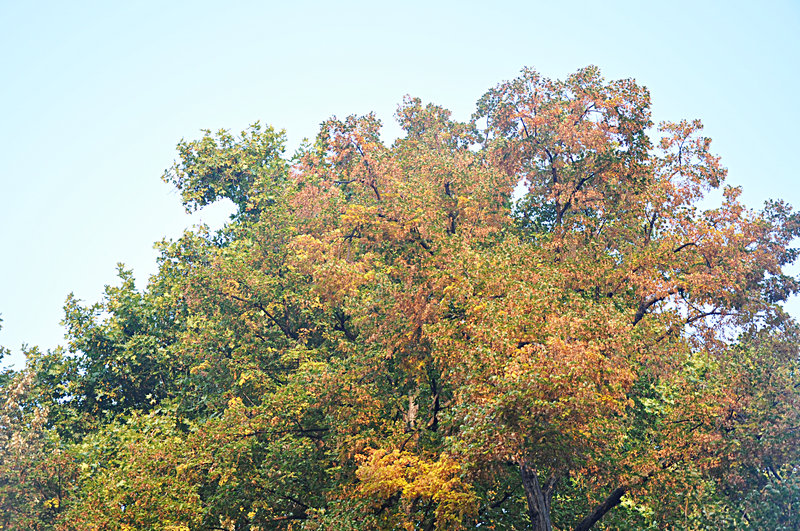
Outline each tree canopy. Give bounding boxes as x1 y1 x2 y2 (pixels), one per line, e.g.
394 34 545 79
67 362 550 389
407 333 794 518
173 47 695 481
2 66 799 530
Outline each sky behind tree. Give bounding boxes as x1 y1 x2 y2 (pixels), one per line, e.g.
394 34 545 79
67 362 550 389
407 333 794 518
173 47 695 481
1 0 798 367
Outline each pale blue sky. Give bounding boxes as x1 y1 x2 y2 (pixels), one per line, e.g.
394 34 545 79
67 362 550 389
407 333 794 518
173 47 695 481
1 1 798 367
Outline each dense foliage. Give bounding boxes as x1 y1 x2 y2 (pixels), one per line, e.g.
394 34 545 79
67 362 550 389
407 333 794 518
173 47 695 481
2 67 799 530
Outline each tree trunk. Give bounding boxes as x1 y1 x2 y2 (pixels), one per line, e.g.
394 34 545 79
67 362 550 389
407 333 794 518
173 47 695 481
519 462 554 531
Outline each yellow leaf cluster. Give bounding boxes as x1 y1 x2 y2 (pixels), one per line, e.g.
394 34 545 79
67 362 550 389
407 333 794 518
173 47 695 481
356 448 478 528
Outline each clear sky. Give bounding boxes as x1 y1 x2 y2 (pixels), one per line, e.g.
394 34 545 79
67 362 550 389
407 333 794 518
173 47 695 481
1 1 798 368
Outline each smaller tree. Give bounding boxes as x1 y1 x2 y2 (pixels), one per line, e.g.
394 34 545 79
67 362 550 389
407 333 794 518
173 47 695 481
0 365 78 530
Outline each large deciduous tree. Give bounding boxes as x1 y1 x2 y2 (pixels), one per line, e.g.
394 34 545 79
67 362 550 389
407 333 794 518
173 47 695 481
268 67 798 529
1 66 798 530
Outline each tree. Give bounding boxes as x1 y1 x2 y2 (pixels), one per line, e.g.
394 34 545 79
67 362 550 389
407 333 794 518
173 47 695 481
0 363 78 530
2 66 798 530
274 68 798 529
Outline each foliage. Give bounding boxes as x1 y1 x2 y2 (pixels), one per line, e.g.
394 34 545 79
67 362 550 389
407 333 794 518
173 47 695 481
0 367 78 530
1 67 799 530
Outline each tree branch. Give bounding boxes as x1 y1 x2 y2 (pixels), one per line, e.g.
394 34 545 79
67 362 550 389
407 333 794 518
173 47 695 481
573 486 627 531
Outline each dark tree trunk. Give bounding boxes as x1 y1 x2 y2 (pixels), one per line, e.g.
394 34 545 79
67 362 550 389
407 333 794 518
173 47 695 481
574 486 627 531
519 462 554 531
